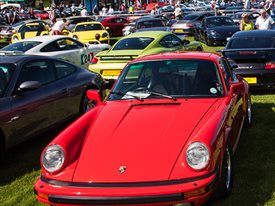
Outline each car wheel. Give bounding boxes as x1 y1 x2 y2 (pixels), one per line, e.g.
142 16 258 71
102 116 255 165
194 33 199 41
80 89 98 114
219 144 233 198
244 94 252 127
206 36 212 46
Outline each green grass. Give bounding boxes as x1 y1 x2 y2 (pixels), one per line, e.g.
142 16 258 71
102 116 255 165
1 38 275 206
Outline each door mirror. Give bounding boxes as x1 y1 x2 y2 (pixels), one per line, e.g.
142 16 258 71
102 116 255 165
86 90 103 105
16 81 42 94
229 82 244 96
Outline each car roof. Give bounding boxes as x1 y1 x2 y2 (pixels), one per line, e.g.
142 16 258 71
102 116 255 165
76 21 102 26
136 18 164 23
0 54 54 64
130 51 220 63
232 30 275 38
122 31 172 38
16 35 73 42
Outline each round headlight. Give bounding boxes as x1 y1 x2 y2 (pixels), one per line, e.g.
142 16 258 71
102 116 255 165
72 35 78 40
186 142 209 170
42 144 65 173
209 30 217 36
102 32 108 38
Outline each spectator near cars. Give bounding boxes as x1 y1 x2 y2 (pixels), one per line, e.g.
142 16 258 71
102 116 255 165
174 4 183 20
51 18 69 35
255 9 274 30
240 13 254 30
81 7 88 16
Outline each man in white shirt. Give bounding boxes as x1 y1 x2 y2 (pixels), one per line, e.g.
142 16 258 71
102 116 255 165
81 7 88 16
51 18 69 35
174 4 182 20
255 9 274 30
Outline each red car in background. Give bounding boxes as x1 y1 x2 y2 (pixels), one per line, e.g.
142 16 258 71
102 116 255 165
97 16 129 37
34 10 49 20
34 52 252 206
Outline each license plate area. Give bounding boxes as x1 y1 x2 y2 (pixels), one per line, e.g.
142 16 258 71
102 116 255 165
244 77 257 84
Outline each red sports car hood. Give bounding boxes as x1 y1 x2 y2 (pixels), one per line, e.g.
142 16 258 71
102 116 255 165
73 99 218 182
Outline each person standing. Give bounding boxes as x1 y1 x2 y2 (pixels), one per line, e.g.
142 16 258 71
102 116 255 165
108 5 114 14
101 5 107 15
49 7 57 24
239 13 254 30
174 4 182 20
255 9 274 30
81 7 88 16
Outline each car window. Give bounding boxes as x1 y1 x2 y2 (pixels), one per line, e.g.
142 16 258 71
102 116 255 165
206 17 235 27
41 38 83 52
136 20 164 29
19 23 46 32
227 37 275 48
219 58 235 90
1 41 42 52
0 63 15 97
159 35 182 48
18 60 55 85
113 37 154 50
75 23 103 31
109 59 224 100
53 60 76 79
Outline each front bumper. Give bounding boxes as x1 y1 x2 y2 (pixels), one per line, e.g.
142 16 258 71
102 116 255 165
34 171 218 206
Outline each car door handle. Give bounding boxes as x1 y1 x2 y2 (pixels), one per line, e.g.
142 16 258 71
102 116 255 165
61 89 68 94
7 115 21 123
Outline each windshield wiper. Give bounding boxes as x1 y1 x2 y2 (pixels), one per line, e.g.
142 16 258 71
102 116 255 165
130 88 177 101
110 91 144 101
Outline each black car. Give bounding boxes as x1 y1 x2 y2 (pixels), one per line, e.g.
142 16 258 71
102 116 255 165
66 16 96 31
194 16 239 46
230 11 260 24
222 30 275 89
0 55 105 158
122 18 166 36
171 11 214 36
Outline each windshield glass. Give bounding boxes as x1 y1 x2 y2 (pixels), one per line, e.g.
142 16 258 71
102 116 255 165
1 41 42 52
75 23 103 31
183 14 198 21
112 37 154 50
228 37 275 48
108 59 224 100
206 17 236 27
0 63 15 97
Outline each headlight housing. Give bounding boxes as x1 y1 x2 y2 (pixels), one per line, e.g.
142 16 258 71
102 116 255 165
102 32 108 38
42 144 65 173
72 35 78 40
186 142 209 170
209 30 217 36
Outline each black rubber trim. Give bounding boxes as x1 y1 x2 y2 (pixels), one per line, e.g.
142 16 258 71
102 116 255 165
40 169 217 188
48 193 184 205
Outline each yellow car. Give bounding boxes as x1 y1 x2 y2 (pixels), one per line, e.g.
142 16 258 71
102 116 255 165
69 22 110 44
11 21 50 43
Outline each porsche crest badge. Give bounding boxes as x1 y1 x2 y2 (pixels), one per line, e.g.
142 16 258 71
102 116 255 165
118 166 126 174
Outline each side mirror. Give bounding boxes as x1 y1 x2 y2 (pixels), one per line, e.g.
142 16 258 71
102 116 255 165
229 82 244 96
86 90 103 105
182 39 190 45
16 81 41 94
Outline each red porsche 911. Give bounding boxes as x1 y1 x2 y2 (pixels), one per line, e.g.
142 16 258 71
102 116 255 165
34 52 252 206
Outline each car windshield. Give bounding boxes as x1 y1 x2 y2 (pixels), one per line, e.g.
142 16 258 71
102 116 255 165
112 37 154 50
75 23 103 31
108 59 224 100
136 20 165 29
228 37 275 48
0 63 15 97
183 14 199 21
1 41 42 52
97 18 107 22
206 17 235 27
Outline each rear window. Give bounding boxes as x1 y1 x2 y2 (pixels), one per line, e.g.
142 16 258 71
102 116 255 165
183 14 199 20
113 37 154 50
75 23 103 31
136 20 164 29
1 41 42 52
228 37 275 48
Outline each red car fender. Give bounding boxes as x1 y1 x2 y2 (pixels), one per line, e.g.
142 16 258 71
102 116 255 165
41 104 105 178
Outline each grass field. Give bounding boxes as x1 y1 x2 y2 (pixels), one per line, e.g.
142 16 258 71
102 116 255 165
0 38 275 206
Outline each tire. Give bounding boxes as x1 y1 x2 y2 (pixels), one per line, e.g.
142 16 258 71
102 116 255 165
219 144 233 198
194 32 199 41
244 94 252 128
205 36 212 46
80 89 98 114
